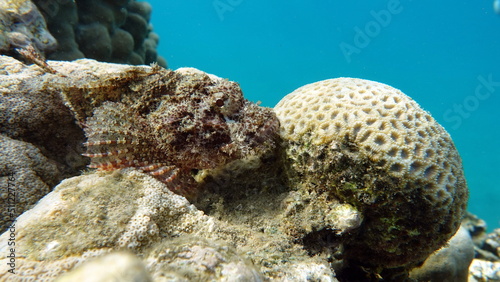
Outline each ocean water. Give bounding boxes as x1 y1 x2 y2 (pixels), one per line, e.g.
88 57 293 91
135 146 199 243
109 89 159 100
148 0 500 229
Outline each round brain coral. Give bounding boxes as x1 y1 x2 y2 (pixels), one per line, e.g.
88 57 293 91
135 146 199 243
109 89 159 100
274 77 468 270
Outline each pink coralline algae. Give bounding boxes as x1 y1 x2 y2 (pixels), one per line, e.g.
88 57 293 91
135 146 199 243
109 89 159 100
68 66 279 200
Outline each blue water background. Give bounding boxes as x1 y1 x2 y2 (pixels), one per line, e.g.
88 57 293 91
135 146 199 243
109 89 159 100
148 0 500 229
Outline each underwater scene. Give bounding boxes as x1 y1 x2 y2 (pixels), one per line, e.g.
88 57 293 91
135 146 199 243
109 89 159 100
149 0 500 230
0 0 499 281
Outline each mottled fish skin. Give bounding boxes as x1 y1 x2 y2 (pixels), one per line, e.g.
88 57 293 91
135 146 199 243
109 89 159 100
82 67 279 200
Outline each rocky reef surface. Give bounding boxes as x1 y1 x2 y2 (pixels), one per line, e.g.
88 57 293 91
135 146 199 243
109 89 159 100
0 55 498 281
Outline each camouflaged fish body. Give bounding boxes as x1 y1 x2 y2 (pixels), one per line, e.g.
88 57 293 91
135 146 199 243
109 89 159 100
78 67 278 198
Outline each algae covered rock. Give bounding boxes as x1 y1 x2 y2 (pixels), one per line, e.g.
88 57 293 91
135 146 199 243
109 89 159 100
0 56 86 175
55 252 152 282
0 134 60 232
0 0 57 56
0 169 336 281
274 78 469 272
0 169 211 280
145 236 263 281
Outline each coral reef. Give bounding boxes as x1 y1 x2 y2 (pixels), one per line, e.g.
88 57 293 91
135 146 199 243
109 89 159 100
56 252 152 282
0 55 278 230
463 212 500 280
482 229 500 259
0 0 56 53
0 0 57 72
469 259 500 281
193 151 364 280
58 245 262 282
409 226 474 281
0 170 338 281
0 55 478 280
0 135 60 232
274 78 468 273
1 55 278 200
0 56 87 174
144 236 263 281
0 55 87 232
0 169 201 280
32 0 166 66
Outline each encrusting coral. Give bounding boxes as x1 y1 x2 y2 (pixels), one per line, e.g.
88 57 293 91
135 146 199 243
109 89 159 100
0 135 61 232
0 169 337 281
55 252 153 282
0 0 57 72
0 56 86 173
0 55 86 232
274 78 468 274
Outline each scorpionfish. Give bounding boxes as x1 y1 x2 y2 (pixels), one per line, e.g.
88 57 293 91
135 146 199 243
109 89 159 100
77 67 279 200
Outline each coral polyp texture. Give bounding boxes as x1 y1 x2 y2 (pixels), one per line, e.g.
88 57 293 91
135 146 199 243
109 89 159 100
70 66 278 199
274 77 468 270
